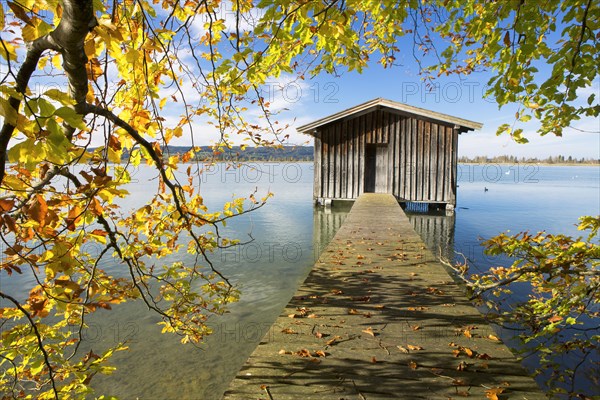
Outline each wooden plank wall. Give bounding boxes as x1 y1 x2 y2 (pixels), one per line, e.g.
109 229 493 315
313 110 458 204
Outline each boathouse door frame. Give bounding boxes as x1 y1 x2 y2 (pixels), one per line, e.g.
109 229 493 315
364 143 389 194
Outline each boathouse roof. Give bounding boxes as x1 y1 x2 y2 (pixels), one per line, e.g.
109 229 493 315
297 97 483 134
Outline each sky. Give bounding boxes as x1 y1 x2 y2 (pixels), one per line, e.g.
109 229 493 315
159 26 600 159
111 0 599 160
1 2 599 160
232 65 600 159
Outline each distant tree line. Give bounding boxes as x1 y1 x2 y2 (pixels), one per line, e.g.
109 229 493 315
119 146 599 164
118 145 315 161
193 145 314 161
458 155 599 165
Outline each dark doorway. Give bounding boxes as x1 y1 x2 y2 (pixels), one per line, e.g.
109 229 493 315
364 144 388 193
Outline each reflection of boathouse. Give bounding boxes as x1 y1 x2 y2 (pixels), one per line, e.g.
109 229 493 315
299 98 482 209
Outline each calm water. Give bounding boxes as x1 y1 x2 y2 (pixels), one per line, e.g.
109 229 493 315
1 162 598 398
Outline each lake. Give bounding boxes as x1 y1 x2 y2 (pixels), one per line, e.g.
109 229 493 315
1 162 598 398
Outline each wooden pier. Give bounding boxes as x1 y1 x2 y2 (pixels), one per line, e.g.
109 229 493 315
223 194 544 399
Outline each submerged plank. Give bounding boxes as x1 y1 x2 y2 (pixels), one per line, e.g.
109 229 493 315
223 194 544 399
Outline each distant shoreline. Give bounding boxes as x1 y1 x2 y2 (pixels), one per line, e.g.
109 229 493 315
458 162 599 167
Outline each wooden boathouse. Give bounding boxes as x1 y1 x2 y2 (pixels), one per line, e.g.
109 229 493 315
298 98 482 209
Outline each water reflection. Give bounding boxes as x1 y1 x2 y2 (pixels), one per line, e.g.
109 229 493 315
86 192 351 399
406 209 456 262
313 202 352 256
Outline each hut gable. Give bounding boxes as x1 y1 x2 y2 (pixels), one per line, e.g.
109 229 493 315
298 98 482 208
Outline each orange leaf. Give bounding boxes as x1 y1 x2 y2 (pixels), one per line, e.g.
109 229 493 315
397 345 409 353
361 327 376 337
27 195 48 227
503 31 511 47
408 360 418 370
463 347 474 358
485 387 505 400
108 134 122 151
548 315 563 323
90 197 104 216
3 214 17 232
0 199 14 212
296 349 312 357
66 205 82 231
407 344 423 351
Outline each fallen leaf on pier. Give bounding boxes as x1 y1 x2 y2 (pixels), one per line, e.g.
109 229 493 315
407 344 423 351
410 325 421 331
452 378 467 386
397 345 409 353
348 308 360 315
477 353 492 360
326 336 342 346
426 287 444 295
407 306 429 311
362 327 376 337
351 296 371 302
296 349 312 357
278 349 292 355
281 328 296 334
331 289 343 295
357 254 365 259
371 356 377 363
374 304 385 309
307 314 319 318
485 387 505 400
408 360 418 370
315 350 327 357
487 334 501 342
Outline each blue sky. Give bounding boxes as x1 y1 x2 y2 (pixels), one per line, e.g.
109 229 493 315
248 63 600 159
2 3 598 160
